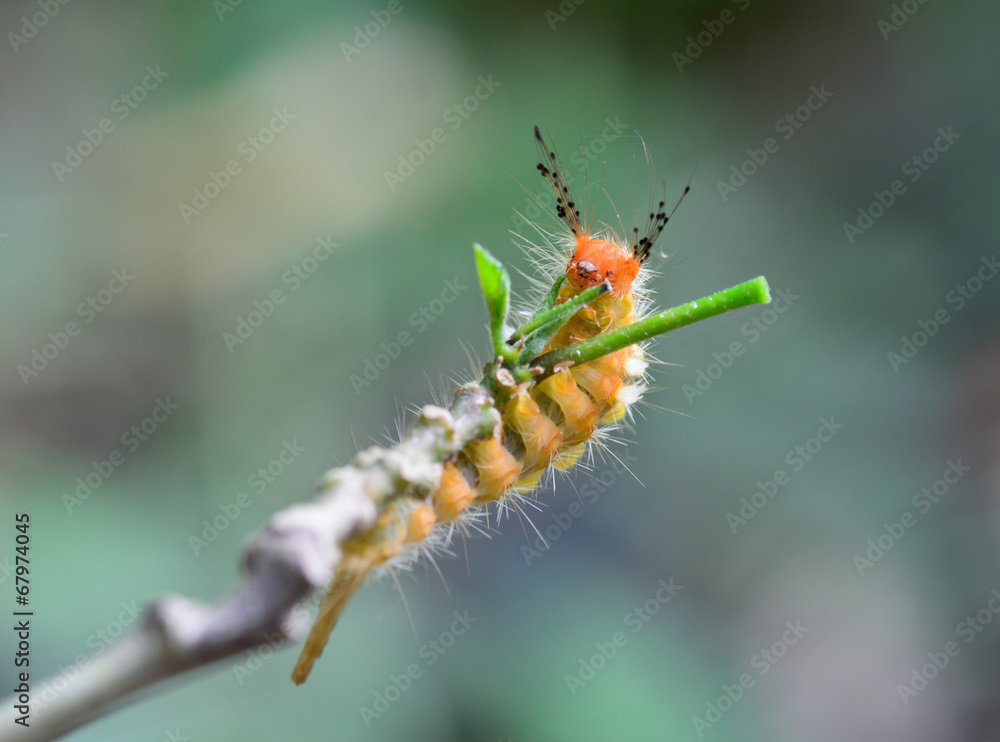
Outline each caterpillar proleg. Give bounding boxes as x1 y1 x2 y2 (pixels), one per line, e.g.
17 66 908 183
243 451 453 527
291 125 768 685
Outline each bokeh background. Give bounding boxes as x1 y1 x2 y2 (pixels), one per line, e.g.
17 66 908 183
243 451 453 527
1 0 998 740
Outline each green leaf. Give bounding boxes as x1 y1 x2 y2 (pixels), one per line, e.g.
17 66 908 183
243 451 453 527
473 244 511 357
528 275 566 322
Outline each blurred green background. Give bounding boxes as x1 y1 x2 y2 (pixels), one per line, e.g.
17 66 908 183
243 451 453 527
1 0 998 740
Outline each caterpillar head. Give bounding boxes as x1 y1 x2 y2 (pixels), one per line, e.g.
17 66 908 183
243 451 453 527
534 125 686 300
567 236 641 298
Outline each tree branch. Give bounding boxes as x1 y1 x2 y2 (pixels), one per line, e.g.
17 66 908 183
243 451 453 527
0 385 498 742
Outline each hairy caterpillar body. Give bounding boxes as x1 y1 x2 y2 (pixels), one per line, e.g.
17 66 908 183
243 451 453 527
292 126 685 684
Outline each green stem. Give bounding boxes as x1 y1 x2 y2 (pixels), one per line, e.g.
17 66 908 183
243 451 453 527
508 281 607 344
531 276 771 371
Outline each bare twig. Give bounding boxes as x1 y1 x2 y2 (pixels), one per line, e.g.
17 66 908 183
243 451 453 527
0 385 498 742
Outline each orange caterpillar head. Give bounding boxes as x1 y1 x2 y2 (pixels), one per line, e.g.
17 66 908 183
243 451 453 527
567 235 641 297
534 125 687 298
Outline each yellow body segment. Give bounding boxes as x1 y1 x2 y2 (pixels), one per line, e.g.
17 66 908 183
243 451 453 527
503 384 564 474
466 436 522 503
546 285 638 421
536 369 599 446
435 463 475 522
406 505 437 543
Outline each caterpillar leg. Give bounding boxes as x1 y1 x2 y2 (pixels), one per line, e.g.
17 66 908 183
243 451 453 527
292 565 368 684
292 506 424 685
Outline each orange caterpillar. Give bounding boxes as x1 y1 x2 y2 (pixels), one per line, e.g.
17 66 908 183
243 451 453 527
292 126 685 684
